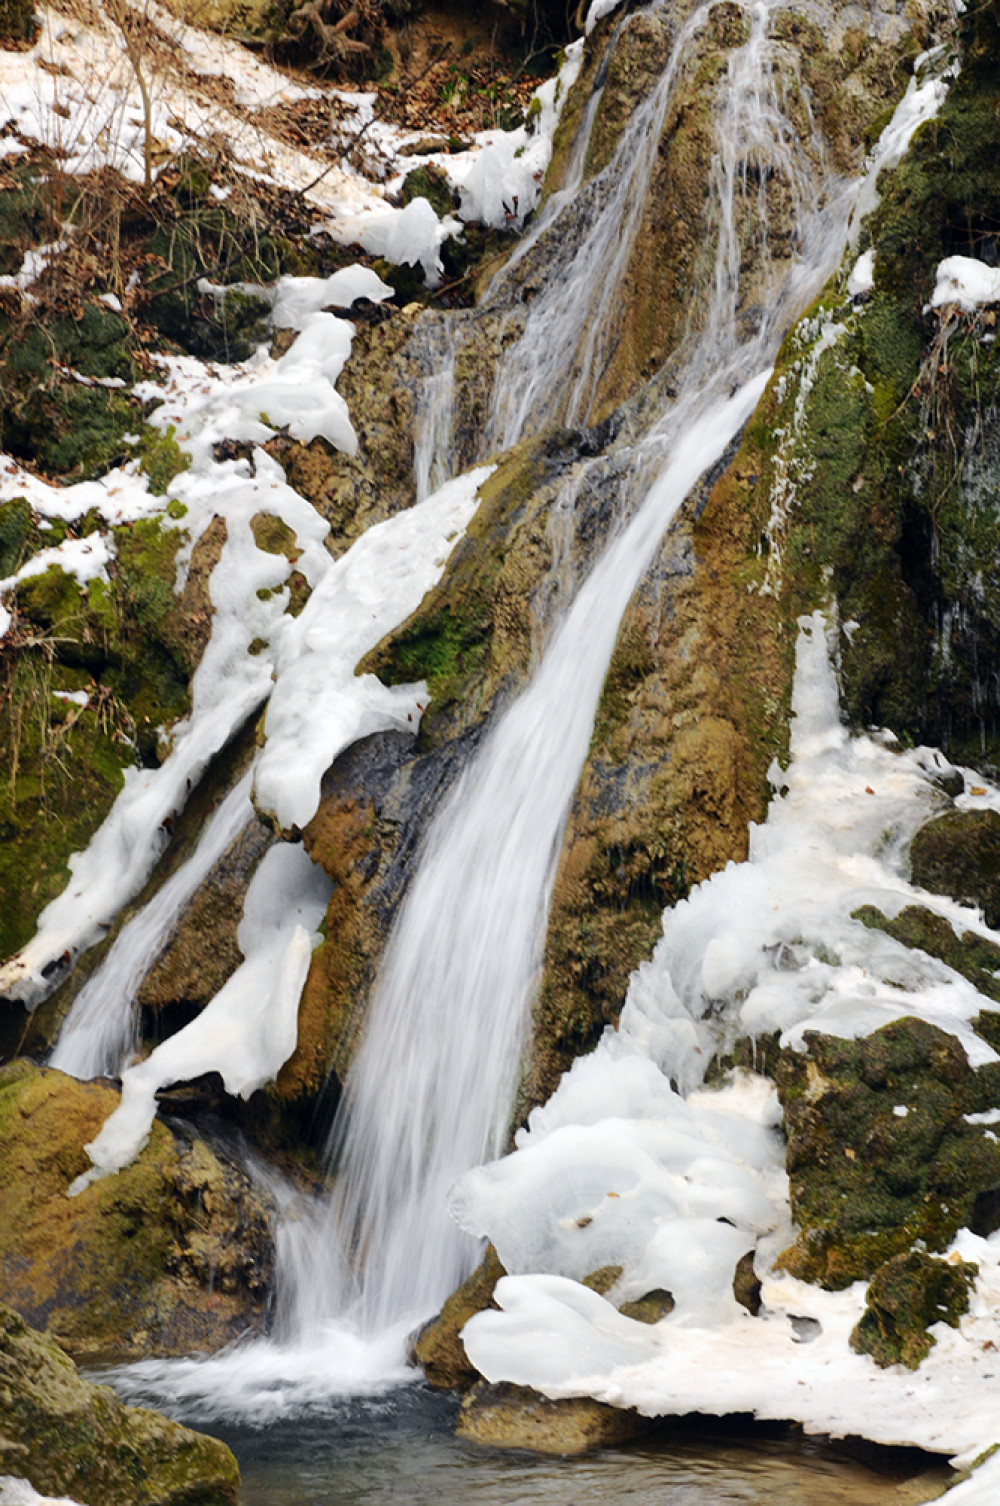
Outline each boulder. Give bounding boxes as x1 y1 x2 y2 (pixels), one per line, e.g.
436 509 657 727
455 1380 650 1455
410 1245 506 1390
910 811 1000 929
0 1061 275 1361
851 1249 978 1370
0 1301 238 1505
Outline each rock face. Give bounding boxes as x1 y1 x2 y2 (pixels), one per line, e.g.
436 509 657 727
0 1301 239 1505
455 1380 650 1455
0 1062 275 1361
776 1019 1000 1289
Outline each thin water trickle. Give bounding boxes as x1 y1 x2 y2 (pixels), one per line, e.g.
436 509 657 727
50 771 255 1080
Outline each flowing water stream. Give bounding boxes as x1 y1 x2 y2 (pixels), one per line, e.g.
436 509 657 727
50 772 255 1080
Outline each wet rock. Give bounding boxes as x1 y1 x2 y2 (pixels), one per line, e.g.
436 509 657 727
410 1245 506 1390
776 1018 1000 1288
733 1249 762 1316
910 811 1000 929
137 817 274 1032
853 903 1000 1004
0 1300 239 1505
850 1249 978 1370
0 1061 275 1361
619 1288 676 1324
455 1380 650 1455
581 1264 624 1295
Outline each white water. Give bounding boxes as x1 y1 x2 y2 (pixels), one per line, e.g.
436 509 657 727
49 771 255 1081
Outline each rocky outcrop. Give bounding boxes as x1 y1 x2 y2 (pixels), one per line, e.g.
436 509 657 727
776 1018 1000 1288
0 1061 275 1361
455 1380 650 1454
0 1301 239 1505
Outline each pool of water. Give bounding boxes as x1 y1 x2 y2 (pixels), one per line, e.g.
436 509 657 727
206 1389 952 1506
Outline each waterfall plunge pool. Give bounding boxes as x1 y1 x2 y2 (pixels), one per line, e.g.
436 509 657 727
197 1390 951 1505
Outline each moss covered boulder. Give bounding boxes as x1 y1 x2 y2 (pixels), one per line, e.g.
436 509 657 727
0 1302 238 1505
455 1380 650 1455
777 1018 1000 1288
910 812 1000 929
0 1061 275 1361
850 1249 978 1370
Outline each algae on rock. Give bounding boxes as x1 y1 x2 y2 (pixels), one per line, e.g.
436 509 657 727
0 1300 238 1506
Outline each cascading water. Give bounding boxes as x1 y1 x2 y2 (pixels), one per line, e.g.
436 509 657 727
50 772 255 1080
107 0 922 1418
282 0 860 1353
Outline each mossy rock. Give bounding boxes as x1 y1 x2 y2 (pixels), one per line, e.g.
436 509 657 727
910 811 1000 929
0 1061 275 1361
455 1380 651 1455
851 1249 978 1369
0 1300 238 1504
777 1018 1000 1288
0 0 35 43
410 1244 506 1390
401 164 456 220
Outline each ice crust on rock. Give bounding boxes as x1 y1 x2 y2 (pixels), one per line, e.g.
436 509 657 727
254 465 494 832
69 841 332 1192
0 1482 83 1506
457 613 1000 1465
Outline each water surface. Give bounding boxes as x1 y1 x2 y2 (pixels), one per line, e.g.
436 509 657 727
210 1389 951 1506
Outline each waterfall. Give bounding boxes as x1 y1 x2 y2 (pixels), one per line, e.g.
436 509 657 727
50 772 255 1080
288 0 856 1343
102 0 904 1419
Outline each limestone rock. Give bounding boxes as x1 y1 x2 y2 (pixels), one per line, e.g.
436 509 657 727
455 1380 650 1455
410 1245 506 1390
0 1061 275 1361
0 1301 238 1505
136 818 274 1028
777 1019 1000 1288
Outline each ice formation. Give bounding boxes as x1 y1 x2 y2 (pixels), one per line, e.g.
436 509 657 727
0 1482 83 1506
0 275 490 1005
929 255 1000 313
69 840 331 1192
457 614 1000 1466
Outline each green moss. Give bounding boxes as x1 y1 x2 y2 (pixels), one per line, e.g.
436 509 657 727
135 425 192 496
909 811 1000 928
401 165 455 221
0 515 195 959
777 1018 1000 1288
851 1250 977 1369
853 902 1000 1002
